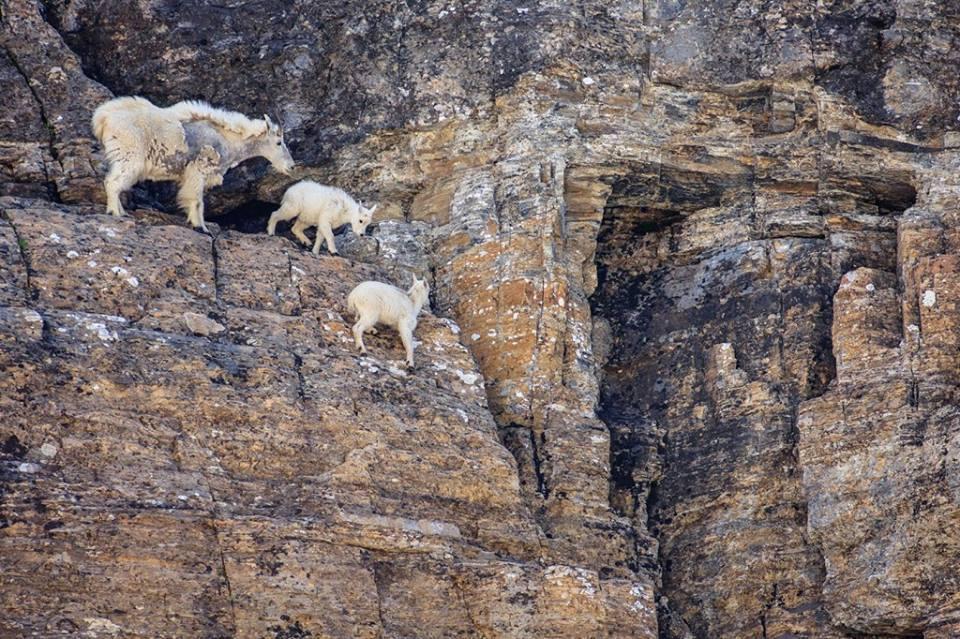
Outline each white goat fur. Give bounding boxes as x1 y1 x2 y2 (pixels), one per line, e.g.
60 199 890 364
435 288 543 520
91 96 294 231
267 180 376 254
347 277 430 367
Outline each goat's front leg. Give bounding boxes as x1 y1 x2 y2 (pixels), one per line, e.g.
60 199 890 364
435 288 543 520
194 191 210 233
399 321 415 368
178 166 208 232
314 222 337 255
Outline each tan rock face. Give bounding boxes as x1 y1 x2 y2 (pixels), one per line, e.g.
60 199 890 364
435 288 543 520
4 0 960 636
798 171 960 636
0 202 654 637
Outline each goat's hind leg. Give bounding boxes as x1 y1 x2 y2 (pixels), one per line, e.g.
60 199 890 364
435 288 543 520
104 162 139 217
291 220 312 246
267 201 298 235
352 314 376 355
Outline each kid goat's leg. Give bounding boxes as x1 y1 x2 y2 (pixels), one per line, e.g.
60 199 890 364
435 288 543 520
314 222 337 255
399 321 416 367
267 202 298 235
352 313 375 354
291 220 312 246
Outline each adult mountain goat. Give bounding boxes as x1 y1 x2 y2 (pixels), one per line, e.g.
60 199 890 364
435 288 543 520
267 180 375 255
347 276 429 367
91 96 295 232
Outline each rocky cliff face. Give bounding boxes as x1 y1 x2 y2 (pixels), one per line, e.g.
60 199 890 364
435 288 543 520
2 0 959 637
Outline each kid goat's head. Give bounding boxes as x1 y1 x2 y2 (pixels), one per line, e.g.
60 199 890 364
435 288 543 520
351 202 377 236
408 275 429 308
260 115 295 176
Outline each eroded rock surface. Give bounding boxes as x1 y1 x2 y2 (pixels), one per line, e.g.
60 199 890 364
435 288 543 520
0 201 654 637
2 0 960 636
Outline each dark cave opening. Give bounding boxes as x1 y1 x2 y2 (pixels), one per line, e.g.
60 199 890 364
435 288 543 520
821 172 917 217
216 200 279 234
587 162 917 638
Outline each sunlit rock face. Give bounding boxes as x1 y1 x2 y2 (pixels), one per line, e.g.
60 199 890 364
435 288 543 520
3 0 960 636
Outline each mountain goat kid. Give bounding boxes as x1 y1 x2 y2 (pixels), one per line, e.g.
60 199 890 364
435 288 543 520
347 276 430 367
91 96 295 232
267 180 376 255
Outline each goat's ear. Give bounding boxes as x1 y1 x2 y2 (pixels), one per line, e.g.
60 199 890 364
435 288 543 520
263 114 278 132
367 204 378 216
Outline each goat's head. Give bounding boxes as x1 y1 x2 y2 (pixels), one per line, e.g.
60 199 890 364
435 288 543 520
351 201 377 236
260 114 295 176
408 274 430 308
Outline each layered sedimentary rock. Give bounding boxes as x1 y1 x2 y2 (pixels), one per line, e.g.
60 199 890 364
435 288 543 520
0 200 654 637
3 0 960 636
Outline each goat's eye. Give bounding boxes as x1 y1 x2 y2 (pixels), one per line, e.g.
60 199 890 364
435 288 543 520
276 141 282 146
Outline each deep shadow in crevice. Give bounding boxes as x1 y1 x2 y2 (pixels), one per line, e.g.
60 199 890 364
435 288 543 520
215 200 278 234
588 160 919 637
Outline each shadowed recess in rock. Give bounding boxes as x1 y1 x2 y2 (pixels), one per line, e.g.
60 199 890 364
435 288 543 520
216 200 280 234
588 158 919 637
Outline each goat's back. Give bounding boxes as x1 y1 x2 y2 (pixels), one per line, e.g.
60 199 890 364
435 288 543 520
283 180 355 221
92 96 188 170
91 96 160 142
347 281 413 326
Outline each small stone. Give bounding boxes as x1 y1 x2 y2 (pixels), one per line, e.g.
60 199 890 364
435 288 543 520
40 443 58 457
183 312 226 336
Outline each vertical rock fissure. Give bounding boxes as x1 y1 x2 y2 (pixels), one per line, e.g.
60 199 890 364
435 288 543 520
203 479 238 634
2 210 35 300
286 251 305 313
530 427 549 500
369 560 389 637
1 47 59 201
211 233 222 303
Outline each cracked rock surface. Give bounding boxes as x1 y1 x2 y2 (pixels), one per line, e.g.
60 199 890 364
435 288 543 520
2 0 960 636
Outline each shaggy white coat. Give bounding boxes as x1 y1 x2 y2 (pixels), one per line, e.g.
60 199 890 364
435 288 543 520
91 96 294 231
347 276 429 367
267 180 376 254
